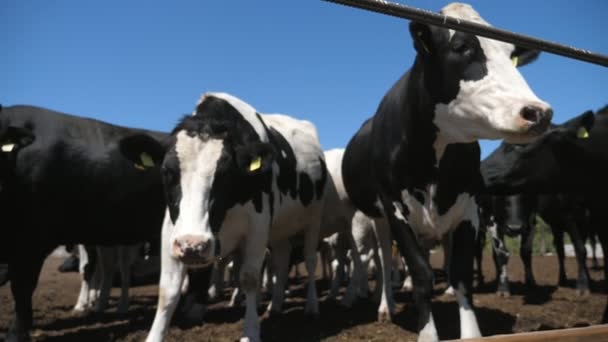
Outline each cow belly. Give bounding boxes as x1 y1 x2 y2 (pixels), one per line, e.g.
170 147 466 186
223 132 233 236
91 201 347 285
269 200 322 243
401 189 474 242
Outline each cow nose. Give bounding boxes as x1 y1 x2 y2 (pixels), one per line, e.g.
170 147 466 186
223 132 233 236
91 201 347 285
173 235 212 262
521 106 553 133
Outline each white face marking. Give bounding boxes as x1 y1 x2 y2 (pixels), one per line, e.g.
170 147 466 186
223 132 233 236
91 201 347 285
434 3 551 144
171 130 225 251
401 186 473 242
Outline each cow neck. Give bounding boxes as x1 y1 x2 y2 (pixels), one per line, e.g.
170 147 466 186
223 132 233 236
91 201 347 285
400 59 442 189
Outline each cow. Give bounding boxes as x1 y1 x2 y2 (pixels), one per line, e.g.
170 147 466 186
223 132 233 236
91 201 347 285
340 3 552 340
0 105 168 342
476 194 536 296
480 106 607 321
128 92 328 342
73 244 142 313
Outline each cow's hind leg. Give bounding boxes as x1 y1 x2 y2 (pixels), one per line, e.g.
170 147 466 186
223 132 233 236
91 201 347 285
552 226 568 286
93 246 117 312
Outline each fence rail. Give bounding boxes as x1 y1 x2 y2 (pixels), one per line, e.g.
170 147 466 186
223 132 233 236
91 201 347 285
323 0 608 67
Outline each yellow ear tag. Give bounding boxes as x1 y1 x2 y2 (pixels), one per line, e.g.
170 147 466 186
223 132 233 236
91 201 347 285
1 143 15 152
577 126 590 139
140 152 155 168
512 56 519 67
249 156 262 172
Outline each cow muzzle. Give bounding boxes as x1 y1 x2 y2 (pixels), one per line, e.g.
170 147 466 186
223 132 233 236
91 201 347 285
172 234 215 266
520 105 553 134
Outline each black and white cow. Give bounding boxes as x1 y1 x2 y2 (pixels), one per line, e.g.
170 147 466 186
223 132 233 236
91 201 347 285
0 105 168 342
481 106 607 321
134 92 328 342
476 194 537 296
341 3 552 340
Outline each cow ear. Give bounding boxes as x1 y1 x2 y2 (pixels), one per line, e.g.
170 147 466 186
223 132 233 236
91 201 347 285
511 46 540 68
235 142 275 175
119 133 166 171
574 110 595 139
1 126 35 153
409 21 434 56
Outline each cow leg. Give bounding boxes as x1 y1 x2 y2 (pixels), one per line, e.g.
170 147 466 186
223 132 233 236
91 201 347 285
520 226 536 288
382 200 437 342
303 214 321 317
489 224 510 297
342 211 372 307
552 226 568 286
567 225 591 295
266 240 291 315
239 231 268 342
7 250 49 342
208 259 226 302
93 246 117 312
443 233 454 295
146 219 186 342
589 232 600 269
372 218 395 322
450 212 481 339
117 245 138 313
474 228 485 286
74 245 92 311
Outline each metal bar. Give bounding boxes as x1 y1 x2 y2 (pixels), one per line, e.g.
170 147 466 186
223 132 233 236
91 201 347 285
323 0 608 68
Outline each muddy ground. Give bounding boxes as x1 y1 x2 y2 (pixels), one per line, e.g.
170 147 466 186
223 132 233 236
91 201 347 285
1 253 606 341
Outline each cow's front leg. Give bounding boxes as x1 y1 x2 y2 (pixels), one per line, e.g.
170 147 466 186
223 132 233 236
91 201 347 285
266 240 291 315
520 226 536 289
450 219 481 339
93 246 117 312
146 229 186 342
372 218 395 322
382 199 436 342
239 241 267 342
567 225 591 295
7 249 48 342
489 224 510 296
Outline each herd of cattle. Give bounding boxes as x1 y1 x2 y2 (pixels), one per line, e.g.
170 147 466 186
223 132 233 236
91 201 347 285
0 3 606 342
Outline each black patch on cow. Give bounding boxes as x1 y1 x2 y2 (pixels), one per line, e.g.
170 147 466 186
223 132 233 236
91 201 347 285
265 125 298 198
315 157 327 200
161 141 182 224
299 172 313 206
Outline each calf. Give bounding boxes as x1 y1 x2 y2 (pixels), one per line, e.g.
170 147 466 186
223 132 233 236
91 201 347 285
481 107 607 320
133 92 328 342
341 3 552 340
0 105 167 342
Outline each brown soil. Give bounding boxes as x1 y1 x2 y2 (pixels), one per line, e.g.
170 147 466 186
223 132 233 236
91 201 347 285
1 253 606 342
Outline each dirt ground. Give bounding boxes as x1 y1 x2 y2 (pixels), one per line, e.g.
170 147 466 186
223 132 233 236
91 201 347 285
1 252 606 342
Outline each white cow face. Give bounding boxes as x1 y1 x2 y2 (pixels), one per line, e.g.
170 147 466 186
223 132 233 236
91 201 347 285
412 3 552 144
159 97 275 267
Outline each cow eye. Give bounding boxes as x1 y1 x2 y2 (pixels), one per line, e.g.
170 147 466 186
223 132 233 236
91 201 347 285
452 41 473 58
161 166 177 185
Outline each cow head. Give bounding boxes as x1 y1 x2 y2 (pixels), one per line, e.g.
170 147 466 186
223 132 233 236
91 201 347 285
481 110 596 195
122 93 275 267
412 3 552 144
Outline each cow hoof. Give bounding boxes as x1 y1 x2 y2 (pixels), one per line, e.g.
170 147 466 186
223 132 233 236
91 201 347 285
377 310 393 323
497 290 511 298
576 288 591 297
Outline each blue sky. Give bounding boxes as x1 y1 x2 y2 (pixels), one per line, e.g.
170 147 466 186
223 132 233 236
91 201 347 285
1 0 607 158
